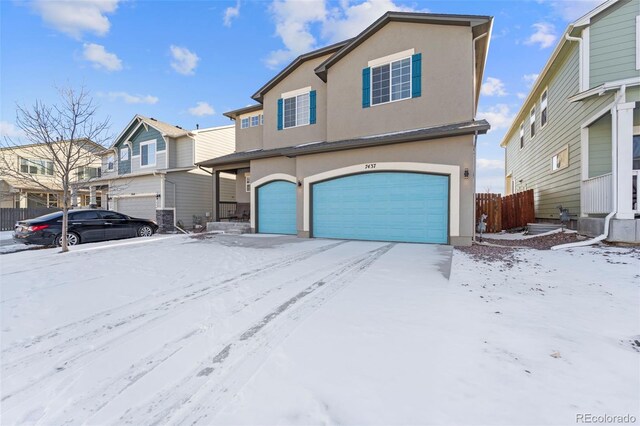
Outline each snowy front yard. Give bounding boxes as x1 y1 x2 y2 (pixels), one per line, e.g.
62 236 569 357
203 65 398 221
1 233 638 425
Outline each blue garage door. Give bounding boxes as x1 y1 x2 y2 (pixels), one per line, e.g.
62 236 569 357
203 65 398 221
257 180 297 235
312 172 449 244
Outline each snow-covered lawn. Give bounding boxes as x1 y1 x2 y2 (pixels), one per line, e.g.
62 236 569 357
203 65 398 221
1 234 638 425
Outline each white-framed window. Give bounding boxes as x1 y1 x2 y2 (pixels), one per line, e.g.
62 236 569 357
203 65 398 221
530 107 536 138
540 89 548 128
283 92 310 129
140 140 156 167
245 174 251 192
371 56 411 106
20 158 53 176
250 115 260 127
120 147 129 161
260 114 264 125
106 155 114 171
551 146 569 171
77 166 101 180
240 118 249 129
519 122 525 149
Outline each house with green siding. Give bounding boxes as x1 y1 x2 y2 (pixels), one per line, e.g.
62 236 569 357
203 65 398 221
500 0 640 242
91 115 236 231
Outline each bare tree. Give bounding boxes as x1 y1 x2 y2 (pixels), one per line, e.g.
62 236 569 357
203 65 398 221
0 87 110 252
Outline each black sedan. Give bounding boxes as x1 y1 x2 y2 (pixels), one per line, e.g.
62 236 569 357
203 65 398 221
13 209 159 246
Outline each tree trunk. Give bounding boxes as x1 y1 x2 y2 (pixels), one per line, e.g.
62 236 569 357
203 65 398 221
61 184 69 253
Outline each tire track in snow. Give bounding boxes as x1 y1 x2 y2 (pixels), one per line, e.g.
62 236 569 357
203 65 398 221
0 241 348 405
116 243 395 426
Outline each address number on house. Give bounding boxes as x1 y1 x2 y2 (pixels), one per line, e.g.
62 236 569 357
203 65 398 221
364 163 377 170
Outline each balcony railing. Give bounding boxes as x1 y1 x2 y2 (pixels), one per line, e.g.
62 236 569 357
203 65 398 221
581 173 612 214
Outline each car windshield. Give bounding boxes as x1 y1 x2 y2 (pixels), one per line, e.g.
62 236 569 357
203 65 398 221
32 211 63 221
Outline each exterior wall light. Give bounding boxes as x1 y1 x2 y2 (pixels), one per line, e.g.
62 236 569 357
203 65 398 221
464 168 469 179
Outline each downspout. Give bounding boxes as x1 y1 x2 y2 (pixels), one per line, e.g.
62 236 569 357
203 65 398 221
552 87 625 250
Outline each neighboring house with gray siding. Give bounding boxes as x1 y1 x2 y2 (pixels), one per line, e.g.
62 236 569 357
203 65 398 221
91 115 235 230
199 12 493 246
500 0 640 242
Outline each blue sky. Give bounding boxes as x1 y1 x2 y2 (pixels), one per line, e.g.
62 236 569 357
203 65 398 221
0 0 605 193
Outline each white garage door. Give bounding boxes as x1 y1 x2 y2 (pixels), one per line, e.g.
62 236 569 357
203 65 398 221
115 196 157 221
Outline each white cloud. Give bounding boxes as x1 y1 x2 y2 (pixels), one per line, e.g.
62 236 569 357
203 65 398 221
223 1 240 27
481 77 507 97
105 92 159 104
82 43 122 71
0 121 23 138
523 73 539 88
265 0 426 69
188 102 215 117
170 45 199 75
477 104 516 132
517 92 527 99
524 22 557 49
31 0 120 39
477 158 504 170
542 0 603 21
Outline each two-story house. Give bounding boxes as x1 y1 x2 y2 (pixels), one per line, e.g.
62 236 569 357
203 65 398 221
91 115 235 231
0 139 103 208
500 0 639 243
199 12 493 245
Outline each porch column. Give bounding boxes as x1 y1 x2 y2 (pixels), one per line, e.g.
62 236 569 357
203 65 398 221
89 186 97 206
580 127 589 217
615 101 635 219
159 174 166 209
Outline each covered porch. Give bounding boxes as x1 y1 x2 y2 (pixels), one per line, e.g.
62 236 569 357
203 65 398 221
210 162 251 223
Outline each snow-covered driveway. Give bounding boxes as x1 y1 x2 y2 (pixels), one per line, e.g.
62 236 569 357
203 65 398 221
0 233 638 425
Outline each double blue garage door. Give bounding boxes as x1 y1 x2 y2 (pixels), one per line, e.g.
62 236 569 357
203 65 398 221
257 172 449 244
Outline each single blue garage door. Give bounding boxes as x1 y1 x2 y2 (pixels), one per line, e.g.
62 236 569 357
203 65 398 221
257 180 297 235
312 172 449 244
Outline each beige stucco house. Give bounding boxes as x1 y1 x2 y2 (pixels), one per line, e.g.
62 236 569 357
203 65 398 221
91 115 235 231
199 12 493 245
0 139 103 209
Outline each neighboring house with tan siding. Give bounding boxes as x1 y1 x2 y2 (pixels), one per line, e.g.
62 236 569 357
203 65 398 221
0 139 103 208
199 12 493 246
91 115 235 231
500 0 640 243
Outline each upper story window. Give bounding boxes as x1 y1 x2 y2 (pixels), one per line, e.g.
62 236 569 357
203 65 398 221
241 118 250 129
106 155 114 171
77 166 101 180
519 123 525 149
540 89 548 128
140 140 156 167
120 146 129 161
284 92 310 128
250 115 260 127
372 57 411 105
20 158 53 176
530 107 536 138
260 114 264 125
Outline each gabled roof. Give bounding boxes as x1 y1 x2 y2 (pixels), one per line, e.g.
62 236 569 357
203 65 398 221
197 119 490 168
500 0 625 147
108 114 192 150
250 39 352 103
315 12 493 82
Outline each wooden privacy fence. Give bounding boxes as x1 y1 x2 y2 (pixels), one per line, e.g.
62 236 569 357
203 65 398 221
0 208 61 231
475 189 535 233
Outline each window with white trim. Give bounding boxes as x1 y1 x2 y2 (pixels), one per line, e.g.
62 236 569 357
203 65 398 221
140 141 156 167
519 122 525 149
240 118 249 129
540 89 548 128
250 115 260 127
371 57 411 105
260 114 264 125
120 147 129 161
106 155 114 171
530 107 536 138
283 92 310 128
551 146 569 171
20 158 53 176
245 174 251 192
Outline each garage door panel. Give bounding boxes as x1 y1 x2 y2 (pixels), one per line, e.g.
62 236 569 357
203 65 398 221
116 196 157 221
257 181 296 235
312 172 448 244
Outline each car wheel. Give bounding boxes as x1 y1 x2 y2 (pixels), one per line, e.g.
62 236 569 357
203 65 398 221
137 225 154 237
55 232 80 246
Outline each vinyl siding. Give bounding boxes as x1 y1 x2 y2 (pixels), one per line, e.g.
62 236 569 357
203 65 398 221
589 0 639 87
108 174 161 199
588 114 612 178
130 152 167 174
173 136 194 168
219 172 236 202
194 126 235 163
504 44 616 220
166 169 214 227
